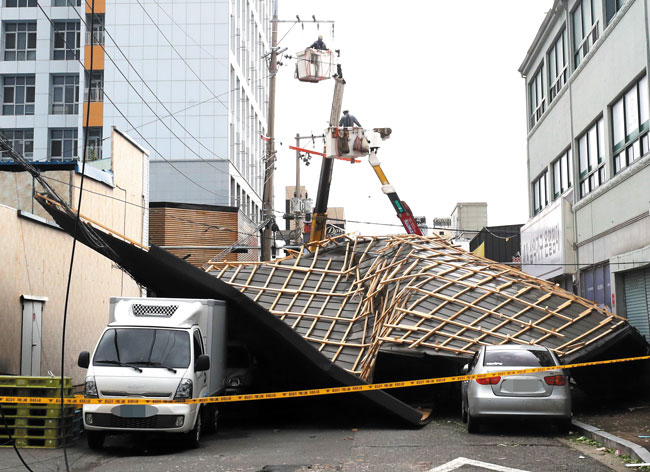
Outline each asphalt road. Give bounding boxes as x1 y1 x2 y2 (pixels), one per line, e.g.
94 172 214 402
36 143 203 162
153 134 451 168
0 416 621 472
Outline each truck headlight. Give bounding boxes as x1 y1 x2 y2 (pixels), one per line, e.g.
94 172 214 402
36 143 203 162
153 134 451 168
174 378 193 399
85 376 98 398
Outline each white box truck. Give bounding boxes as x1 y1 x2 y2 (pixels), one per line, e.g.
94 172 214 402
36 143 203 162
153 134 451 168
77 297 226 449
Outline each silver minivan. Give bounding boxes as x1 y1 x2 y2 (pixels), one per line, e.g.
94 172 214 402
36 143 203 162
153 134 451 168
461 344 571 434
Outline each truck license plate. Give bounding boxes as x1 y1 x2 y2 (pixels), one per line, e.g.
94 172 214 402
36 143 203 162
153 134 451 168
112 405 158 418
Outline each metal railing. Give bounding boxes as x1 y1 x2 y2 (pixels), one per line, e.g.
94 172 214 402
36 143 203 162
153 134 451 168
84 87 103 102
85 29 104 45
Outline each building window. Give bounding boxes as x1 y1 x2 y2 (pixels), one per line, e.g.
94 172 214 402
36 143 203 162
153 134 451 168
0 129 33 160
85 14 105 45
605 0 625 25
529 65 545 128
53 0 82 5
572 0 600 67
52 21 81 60
547 28 567 103
5 0 36 6
3 22 37 61
51 75 79 115
612 75 649 173
532 170 548 215
580 263 611 310
84 127 102 161
2 76 35 115
577 118 606 198
49 129 78 160
84 71 103 102
552 148 573 199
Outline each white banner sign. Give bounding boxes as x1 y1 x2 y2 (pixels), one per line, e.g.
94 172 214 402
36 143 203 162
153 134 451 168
521 201 564 279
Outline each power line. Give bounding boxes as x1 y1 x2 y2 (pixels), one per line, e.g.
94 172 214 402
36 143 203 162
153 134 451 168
62 0 274 203
31 0 230 201
63 2 253 191
38 174 275 241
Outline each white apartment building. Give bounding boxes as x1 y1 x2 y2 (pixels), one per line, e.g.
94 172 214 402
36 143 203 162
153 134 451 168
519 0 650 339
0 0 271 225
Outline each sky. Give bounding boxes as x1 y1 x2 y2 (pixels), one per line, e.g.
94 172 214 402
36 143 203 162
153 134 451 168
273 0 553 236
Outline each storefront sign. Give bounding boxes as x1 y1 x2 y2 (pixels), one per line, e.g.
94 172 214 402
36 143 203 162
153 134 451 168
521 200 566 279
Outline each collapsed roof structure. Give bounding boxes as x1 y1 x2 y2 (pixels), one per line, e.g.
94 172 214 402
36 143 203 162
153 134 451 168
37 196 649 425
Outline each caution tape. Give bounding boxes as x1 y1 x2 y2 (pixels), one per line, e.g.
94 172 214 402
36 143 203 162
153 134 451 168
1 354 648 407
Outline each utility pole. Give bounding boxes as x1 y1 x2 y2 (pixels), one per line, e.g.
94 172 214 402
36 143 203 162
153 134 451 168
295 133 301 200
261 0 279 261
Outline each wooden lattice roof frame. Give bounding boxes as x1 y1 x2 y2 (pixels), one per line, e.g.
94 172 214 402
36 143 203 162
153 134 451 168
208 234 628 381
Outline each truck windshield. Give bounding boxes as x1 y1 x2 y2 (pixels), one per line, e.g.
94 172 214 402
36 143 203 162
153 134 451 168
93 328 190 369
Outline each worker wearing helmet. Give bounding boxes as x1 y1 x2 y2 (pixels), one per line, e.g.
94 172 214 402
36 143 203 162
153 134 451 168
339 110 361 128
310 35 327 50
308 35 328 78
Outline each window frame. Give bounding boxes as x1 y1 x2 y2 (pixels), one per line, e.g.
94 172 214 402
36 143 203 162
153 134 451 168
84 70 103 102
572 0 600 68
84 127 102 161
0 128 34 160
50 74 79 115
529 64 546 129
547 28 568 103
52 20 81 61
4 0 37 7
605 0 625 26
49 128 78 160
577 118 606 198
611 75 649 174
532 169 549 215
2 75 35 116
552 148 573 199
3 21 37 61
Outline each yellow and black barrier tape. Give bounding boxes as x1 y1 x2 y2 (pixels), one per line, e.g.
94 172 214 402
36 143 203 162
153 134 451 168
1 354 648 406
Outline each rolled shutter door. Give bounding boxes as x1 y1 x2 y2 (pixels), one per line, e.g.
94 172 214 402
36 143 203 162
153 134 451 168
624 269 650 340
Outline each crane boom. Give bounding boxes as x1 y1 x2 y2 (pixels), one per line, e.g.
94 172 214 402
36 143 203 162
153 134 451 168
309 75 345 245
367 149 423 236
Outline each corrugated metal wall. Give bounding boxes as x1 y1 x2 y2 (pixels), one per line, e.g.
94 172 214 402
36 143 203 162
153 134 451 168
149 203 259 267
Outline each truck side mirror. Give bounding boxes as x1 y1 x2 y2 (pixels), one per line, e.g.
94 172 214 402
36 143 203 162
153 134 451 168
461 364 469 374
78 351 90 369
195 354 210 372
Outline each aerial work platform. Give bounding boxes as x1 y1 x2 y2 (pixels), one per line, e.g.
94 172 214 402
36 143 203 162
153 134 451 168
295 48 337 83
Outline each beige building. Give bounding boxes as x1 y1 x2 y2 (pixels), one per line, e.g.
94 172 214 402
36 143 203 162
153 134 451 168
0 128 148 385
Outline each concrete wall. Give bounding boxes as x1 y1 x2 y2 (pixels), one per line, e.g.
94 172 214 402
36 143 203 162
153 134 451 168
0 129 147 384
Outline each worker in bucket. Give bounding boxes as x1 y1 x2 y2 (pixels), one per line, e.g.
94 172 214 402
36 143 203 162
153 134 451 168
310 35 327 50
339 110 361 127
309 35 327 77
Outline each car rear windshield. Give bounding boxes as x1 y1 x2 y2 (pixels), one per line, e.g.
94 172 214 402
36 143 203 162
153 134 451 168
483 349 556 367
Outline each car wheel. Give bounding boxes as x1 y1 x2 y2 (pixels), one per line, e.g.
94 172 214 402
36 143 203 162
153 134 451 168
556 417 572 434
185 410 202 449
461 398 467 423
467 411 480 434
87 431 105 450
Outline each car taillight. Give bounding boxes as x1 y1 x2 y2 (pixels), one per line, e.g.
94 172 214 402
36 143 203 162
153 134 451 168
544 375 567 386
476 376 501 385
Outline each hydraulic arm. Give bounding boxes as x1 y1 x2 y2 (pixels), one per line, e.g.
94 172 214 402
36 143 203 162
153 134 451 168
367 143 423 236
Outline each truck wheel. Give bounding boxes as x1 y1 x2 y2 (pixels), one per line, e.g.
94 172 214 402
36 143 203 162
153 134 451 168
185 410 202 449
203 405 218 434
87 431 105 450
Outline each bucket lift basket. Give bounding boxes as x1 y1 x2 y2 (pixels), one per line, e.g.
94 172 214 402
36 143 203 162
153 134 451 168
295 48 336 83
